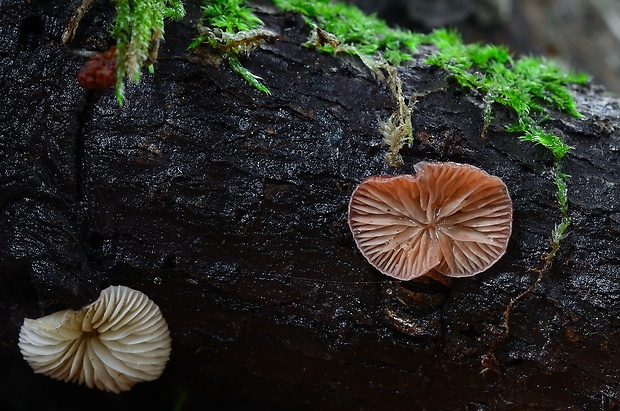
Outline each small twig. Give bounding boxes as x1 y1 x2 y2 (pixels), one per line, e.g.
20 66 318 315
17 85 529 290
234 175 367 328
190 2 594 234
62 0 97 45
502 223 566 336
502 267 543 337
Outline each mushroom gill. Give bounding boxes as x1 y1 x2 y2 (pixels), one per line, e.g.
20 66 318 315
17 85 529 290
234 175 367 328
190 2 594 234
18 285 171 393
348 161 513 280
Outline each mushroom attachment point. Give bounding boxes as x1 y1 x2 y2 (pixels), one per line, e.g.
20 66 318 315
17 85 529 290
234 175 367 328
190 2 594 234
18 285 171 393
348 162 513 280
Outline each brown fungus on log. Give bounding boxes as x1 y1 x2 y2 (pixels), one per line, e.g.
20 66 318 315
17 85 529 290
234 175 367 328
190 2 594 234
18 285 171 393
348 161 513 280
77 47 117 91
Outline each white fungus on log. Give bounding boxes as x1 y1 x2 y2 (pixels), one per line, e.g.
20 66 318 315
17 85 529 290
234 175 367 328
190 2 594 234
18 285 171 393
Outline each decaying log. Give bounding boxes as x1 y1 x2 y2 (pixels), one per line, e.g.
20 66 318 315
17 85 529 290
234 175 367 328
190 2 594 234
1 1 619 409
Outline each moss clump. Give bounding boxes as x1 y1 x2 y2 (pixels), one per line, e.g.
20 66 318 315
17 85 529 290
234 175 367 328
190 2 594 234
272 0 422 64
197 0 263 32
189 0 277 94
112 0 185 105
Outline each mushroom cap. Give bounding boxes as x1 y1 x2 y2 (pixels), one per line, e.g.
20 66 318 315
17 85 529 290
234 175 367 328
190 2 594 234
348 161 513 280
18 285 171 393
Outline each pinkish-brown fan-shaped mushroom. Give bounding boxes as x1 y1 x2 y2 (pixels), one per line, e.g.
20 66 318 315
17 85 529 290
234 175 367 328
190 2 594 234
348 161 512 280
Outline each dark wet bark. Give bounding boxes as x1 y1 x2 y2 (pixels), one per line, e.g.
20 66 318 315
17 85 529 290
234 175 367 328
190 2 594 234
1 1 619 410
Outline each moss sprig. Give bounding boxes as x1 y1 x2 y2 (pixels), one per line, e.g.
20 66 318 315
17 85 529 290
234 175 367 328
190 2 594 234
227 53 271 94
112 0 185 105
273 0 423 64
202 0 263 32
189 0 264 49
189 0 277 93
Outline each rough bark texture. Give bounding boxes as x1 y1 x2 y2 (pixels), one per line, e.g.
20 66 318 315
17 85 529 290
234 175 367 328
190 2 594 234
1 1 620 410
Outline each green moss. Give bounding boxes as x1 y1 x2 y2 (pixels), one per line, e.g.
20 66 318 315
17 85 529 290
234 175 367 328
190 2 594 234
189 0 273 93
201 0 263 32
189 0 263 49
227 53 271 94
273 0 423 64
427 39 584 167
112 0 185 105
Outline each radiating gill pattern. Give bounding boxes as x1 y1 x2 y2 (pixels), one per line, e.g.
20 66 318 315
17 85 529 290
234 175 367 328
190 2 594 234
349 162 512 280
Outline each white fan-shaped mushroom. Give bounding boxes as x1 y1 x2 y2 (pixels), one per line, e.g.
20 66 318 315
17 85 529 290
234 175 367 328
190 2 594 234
18 285 171 393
